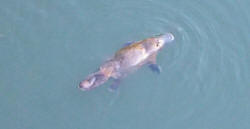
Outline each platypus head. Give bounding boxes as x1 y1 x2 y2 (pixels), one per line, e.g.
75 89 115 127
157 33 175 44
143 33 175 54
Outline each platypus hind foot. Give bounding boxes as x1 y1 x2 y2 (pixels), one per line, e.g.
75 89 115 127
108 79 121 92
148 64 162 74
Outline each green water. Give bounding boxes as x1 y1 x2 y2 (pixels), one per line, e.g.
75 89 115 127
0 0 250 129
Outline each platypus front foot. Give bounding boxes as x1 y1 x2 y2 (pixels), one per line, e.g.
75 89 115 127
148 64 162 74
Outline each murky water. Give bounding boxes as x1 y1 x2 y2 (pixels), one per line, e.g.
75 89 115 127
0 0 249 129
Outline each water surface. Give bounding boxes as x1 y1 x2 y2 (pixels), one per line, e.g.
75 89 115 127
0 0 250 129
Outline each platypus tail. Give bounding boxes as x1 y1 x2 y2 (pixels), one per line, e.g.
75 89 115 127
79 71 109 91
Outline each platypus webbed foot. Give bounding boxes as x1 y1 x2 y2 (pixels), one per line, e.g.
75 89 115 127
148 64 162 74
122 41 134 47
108 79 122 92
79 72 108 91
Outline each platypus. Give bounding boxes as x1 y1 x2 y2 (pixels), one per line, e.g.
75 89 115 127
79 33 174 91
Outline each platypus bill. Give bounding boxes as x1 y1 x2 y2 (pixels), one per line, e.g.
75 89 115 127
79 33 175 91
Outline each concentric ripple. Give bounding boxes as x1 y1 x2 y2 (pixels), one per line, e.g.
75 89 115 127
0 0 249 128
91 0 250 127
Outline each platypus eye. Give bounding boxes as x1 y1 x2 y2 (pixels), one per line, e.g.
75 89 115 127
156 42 160 47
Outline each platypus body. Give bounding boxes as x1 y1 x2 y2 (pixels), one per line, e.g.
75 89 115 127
79 33 175 91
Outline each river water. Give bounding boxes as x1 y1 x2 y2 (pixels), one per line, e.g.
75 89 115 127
0 0 249 129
